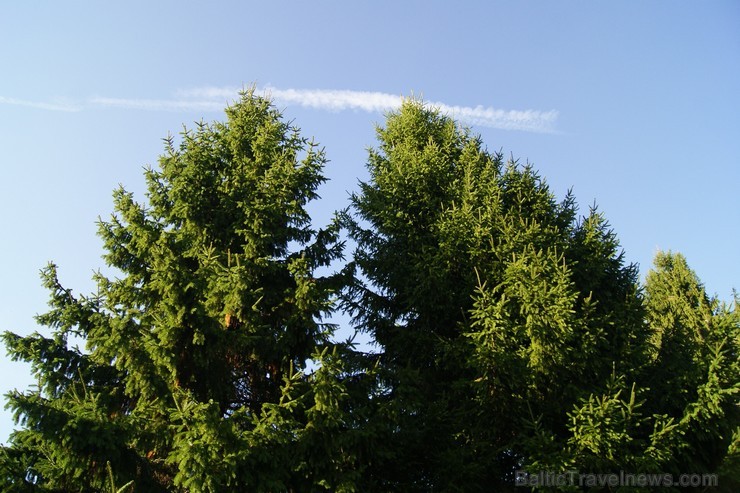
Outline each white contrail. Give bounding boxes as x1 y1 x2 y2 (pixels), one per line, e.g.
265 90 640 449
0 96 80 112
3 87 558 132
174 86 400 113
88 96 225 112
266 87 401 113
176 86 559 133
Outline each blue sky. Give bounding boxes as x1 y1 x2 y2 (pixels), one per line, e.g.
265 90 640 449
1 1 738 444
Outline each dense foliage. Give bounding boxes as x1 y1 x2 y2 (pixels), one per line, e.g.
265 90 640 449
2 91 737 491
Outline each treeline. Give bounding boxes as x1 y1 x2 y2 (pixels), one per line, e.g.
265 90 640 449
1 90 737 492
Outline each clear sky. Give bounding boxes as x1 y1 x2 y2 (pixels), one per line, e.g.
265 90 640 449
1 1 738 445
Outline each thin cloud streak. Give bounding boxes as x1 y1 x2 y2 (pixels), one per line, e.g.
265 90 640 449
268 87 402 113
178 86 559 133
0 96 81 112
435 103 558 133
2 88 558 133
89 96 224 112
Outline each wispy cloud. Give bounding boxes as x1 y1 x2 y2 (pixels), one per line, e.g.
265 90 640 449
0 96 81 112
178 86 402 114
88 96 224 112
177 86 559 133
2 87 558 133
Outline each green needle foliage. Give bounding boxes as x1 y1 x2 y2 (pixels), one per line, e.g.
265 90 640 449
2 95 737 491
342 100 737 491
1 89 356 491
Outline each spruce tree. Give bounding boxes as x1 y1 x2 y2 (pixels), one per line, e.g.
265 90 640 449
643 252 739 485
343 100 738 490
1 89 357 491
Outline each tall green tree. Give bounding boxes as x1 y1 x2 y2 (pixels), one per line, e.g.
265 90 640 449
518 252 739 490
643 252 739 484
1 89 360 491
343 99 645 490
343 99 737 490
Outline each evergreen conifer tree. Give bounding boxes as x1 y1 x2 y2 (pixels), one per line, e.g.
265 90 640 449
1 89 358 491
343 100 738 490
